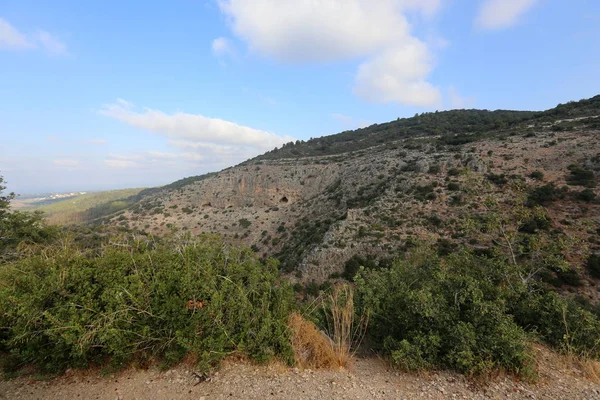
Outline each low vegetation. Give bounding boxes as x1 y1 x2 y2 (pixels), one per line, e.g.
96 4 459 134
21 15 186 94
0 234 294 373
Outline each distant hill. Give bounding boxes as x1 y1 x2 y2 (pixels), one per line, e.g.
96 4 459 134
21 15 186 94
36 188 144 225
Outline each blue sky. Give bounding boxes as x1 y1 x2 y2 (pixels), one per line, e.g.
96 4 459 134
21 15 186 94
1 0 599 194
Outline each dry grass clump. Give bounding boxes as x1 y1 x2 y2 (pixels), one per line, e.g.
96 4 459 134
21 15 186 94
322 283 368 369
532 343 600 384
289 284 367 370
578 359 600 383
288 312 338 369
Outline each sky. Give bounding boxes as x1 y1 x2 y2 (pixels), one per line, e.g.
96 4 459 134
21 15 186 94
1 0 599 194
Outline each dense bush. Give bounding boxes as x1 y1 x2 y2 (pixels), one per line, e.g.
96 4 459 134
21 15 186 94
355 249 534 376
529 171 544 181
567 165 596 188
0 235 294 373
486 173 508 186
512 291 600 356
355 247 600 377
527 184 566 207
587 254 600 279
576 188 597 202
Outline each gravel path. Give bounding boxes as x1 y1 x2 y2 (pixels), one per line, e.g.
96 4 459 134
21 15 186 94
2 354 600 400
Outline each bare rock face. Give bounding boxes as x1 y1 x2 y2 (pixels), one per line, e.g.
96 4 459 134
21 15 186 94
187 164 340 209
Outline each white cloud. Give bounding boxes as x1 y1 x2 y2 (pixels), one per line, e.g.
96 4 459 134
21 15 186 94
0 17 69 55
99 99 293 151
354 41 442 107
100 99 295 171
53 159 79 167
218 0 443 107
212 37 236 57
476 0 539 30
35 30 69 56
0 18 34 49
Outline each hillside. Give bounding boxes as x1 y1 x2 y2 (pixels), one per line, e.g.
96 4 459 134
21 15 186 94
35 188 144 225
102 95 600 300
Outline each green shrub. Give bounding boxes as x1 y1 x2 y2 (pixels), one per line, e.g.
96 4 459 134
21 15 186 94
447 182 461 191
355 249 534 376
567 165 596 188
518 215 552 234
512 292 600 357
238 218 252 229
576 189 596 202
447 168 460 176
0 235 294 373
587 254 600 279
527 184 566 207
529 171 544 181
356 246 600 376
486 173 508 186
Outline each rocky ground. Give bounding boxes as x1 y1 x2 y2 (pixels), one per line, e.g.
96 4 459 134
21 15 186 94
2 350 600 400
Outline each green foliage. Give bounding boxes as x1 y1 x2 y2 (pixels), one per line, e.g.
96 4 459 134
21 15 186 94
447 182 461 191
587 254 600 279
355 248 534 376
576 188 596 202
238 218 252 229
486 173 508 186
0 175 58 261
529 171 544 181
512 292 600 357
341 255 391 281
527 184 566 207
566 165 596 188
250 95 600 162
356 245 600 377
0 235 294 373
412 183 437 202
518 215 552 234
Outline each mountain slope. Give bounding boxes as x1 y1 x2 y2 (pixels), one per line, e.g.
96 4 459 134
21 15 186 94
106 96 600 297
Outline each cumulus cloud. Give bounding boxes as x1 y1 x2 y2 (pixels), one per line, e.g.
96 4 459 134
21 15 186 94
217 0 443 107
100 99 293 151
100 99 294 170
0 17 69 55
476 0 539 30
354 40 441 107
53 159 79 167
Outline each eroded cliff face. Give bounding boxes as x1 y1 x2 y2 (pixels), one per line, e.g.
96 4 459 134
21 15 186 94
184 163 340 209
112 127 600 297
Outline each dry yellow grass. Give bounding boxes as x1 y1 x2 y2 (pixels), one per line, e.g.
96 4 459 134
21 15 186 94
288 312 339 369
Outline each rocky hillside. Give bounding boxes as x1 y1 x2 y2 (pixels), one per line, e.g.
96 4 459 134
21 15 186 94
105 96 600 295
